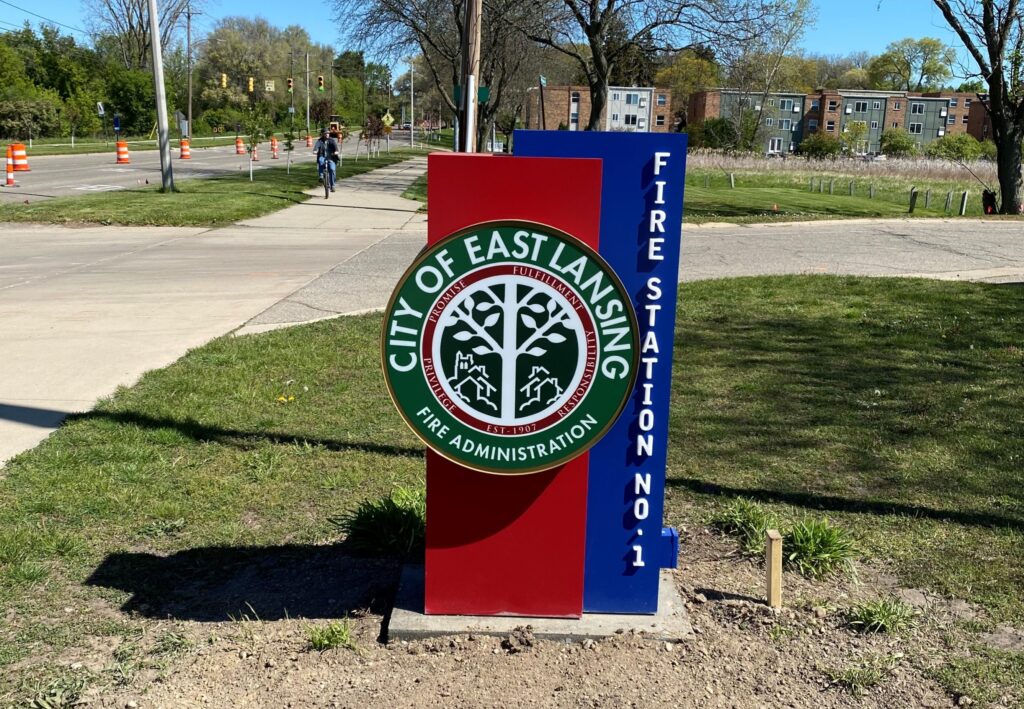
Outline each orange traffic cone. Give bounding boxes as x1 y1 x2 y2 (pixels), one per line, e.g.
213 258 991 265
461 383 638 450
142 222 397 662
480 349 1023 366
305 135 313 148
270 136 279 159
115 141 130 164
235 137 245 155
5 145 16 186
179 138 191 159
252 145 259 162
11 143 29 171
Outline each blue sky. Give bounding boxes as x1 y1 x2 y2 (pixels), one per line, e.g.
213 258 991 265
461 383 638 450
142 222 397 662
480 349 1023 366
0 0 968 67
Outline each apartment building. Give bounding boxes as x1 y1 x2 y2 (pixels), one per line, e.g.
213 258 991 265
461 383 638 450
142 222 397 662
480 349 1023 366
523 85 674 133
689 88 990 154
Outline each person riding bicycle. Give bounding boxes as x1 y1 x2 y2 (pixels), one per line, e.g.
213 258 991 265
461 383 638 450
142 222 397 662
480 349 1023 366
314 128 339 192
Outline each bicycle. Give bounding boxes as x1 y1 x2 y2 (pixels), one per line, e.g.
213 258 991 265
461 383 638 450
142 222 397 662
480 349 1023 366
317 154 336 199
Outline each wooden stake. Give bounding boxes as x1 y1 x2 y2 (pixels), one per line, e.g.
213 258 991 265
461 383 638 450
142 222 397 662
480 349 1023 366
766 529 783 609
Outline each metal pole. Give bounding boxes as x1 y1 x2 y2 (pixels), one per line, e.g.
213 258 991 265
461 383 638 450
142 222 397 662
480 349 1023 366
290 52 294 133
405 59 409 149
460 0 482 151
147 0 174 191
305 52 310 138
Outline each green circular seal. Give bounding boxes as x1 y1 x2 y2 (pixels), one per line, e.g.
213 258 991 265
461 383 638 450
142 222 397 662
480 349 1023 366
382 221 639 475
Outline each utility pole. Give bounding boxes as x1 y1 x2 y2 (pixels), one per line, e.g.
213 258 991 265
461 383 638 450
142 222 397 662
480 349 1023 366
185 1 198 139
459 0 482 152
305 52 310 138
147 0 174 191
410 57 415 148
289 52 294 133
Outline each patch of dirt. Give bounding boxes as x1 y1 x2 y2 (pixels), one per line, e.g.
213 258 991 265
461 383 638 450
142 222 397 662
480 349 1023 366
62 529 995 708
982 625 1024 653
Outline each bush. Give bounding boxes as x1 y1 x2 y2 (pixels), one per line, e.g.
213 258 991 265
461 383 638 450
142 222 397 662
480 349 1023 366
925 133 984 162
846 598 918 633
785 517 857 579
330 485 425 557
0 97 61 139
796 131 842 159
690 117 739 150
708 498 778 555
880 128 918 157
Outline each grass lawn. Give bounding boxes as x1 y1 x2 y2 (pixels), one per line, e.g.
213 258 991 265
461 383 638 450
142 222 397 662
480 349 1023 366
0 150 428 227
0 276 1022 702
400 168 1006 223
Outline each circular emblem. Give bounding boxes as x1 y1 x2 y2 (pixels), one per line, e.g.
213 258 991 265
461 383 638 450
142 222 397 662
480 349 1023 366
382 221 639 475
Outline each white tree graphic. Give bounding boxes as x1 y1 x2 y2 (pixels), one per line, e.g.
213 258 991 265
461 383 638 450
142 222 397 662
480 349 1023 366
443 282 579 420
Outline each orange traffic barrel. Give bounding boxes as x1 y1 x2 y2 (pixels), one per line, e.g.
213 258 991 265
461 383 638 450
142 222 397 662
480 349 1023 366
115 141 130 164
251 145 259 162
5 145 15 186
235 137 245 155
10 143 29 171
305 135 313 148
179 138 191 159
270 136 279 159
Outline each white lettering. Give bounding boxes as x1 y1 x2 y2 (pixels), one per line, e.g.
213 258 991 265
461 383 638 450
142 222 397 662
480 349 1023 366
415 266 444 293
653 151 671 175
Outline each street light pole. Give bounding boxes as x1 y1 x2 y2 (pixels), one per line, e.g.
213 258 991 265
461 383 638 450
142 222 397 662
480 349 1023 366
185 1 199 139
410 57 415 148
147 0 174 191
305 52 310 138
460 0 482 152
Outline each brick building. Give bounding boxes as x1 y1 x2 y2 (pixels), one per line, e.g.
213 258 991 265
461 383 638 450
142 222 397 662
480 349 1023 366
524 85 674 133
689 88 991 154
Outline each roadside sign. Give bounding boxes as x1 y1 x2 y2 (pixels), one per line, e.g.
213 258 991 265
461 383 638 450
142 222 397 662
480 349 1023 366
382 111 395 127
96 102 105 116
384 125 392 135
265 80 275 92
112 115 121 132
288 106 295 114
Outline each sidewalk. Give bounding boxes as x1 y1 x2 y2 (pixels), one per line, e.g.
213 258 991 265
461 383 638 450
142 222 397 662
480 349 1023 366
0 157 428 466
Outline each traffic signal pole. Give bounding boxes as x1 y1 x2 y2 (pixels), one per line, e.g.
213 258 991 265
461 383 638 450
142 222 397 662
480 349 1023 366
305 52 310 138
147 0 175 191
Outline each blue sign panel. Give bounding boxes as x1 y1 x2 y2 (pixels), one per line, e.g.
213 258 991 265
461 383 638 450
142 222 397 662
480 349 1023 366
514 130 687 613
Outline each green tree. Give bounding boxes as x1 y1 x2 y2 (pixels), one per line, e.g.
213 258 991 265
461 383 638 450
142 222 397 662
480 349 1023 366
867 37 954 91
689 117 738 149
880 127 918 157
796 131 842 159
842 120 869 154
654 49 719 126
107 68 155 134
925 132 985 162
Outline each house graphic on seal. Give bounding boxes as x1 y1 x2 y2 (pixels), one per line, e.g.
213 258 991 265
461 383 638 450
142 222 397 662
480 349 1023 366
519 365 563 411
452 352 498 411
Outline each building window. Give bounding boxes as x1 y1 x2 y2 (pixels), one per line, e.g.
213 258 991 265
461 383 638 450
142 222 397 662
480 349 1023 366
624 114 638 125
893 101 902 110
768 137 782 153
811 99 820 110
948 115 956 124
779 118 792 130
625 93 638 105
826 120 835 131
612 92 620 101
949 98 958 107
780 98 794 111
570 112 579 123
656 114 665 126
892 122 899 128
911 102 924 114
871 120 878 129
808 119 818 132
765 117 773 126
854 101 868 112
827 99 838 111
768 98 775 106
964 98 972 107
571 91 580 102
909 122 923 134
611 113 619 121
873 101 881 110
963 115 970 124
657 94 666 106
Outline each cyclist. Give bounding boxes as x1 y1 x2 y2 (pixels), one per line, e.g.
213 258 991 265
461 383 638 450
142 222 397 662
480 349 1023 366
314 128 339 192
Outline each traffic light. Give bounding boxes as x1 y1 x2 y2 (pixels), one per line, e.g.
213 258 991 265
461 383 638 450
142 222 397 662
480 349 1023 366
317 75 325 91
220 73 227 89
287 77 294 93
247 77 254 93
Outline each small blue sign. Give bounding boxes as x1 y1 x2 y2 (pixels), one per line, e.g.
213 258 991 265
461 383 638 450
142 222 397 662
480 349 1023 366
514 130 688 613
112 115 121 133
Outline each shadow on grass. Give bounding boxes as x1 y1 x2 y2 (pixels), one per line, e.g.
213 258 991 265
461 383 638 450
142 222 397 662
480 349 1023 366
669 478 1024 531
86 544 401 622
66 409 424 460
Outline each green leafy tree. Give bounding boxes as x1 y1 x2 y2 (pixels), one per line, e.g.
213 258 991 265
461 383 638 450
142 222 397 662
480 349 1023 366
689 117 738 149
867 37 955 91
842 120 869 154
0 96 61 139
654 49 720 126
880 127 918 157
107 69 155 135
925 133 985 161
796 131 842 159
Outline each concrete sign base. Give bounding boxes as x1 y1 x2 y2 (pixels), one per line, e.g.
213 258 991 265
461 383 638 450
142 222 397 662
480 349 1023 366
388 566 693 643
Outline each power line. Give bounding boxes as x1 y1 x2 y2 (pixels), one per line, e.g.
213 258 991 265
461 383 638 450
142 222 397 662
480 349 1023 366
0 0 88 35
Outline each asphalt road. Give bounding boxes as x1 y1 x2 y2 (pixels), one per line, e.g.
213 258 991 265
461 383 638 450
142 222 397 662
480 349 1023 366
0 137 370 203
